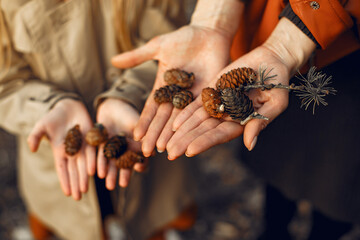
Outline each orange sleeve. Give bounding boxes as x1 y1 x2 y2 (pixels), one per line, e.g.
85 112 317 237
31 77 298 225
289 0 353 49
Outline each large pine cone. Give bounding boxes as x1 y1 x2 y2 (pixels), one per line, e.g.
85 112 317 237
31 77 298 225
201 87 224 119
172 90 193 109
116 150 144 169
104 135 127 160
220 88 254 121
64 124 82 156
216 67 256 90
154 85 182 103
85 123 108 146
164 68 195 89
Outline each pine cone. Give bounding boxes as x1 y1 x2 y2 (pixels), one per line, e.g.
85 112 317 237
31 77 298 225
164 68 195 89
154 85 182 103
104 135 127 160
216 67 256 90
85 123 108 146
64 124 82 156
201 87 224 119
116 150 145 169
220 88 254 121
172 90 193 109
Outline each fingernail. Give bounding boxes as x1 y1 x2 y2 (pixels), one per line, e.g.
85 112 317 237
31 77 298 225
172 127 177 132
249 136 258 151
157 148 164 153
185 152 194 158
167 155 175 161
133 130 140 141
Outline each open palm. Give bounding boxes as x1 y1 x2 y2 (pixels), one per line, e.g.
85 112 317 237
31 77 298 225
111 25 232 157
166 45 291 159
27 99 95 200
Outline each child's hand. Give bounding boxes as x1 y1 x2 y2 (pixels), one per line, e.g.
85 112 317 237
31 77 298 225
96 98 147 190
27 99 96 200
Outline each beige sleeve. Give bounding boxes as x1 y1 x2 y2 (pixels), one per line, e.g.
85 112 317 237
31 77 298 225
94 60 157 112
0 49 81 136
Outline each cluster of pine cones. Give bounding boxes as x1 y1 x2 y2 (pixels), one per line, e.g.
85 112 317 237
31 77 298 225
202 67 259 123
64 124 144 169
154 69 194 109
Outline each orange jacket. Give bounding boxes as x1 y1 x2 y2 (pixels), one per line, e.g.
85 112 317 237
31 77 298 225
230 0 360 68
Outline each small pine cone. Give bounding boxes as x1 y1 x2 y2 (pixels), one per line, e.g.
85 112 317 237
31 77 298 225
164 68 195 88
220 88 254 121
64 124 82 156
85 123 108 146
201 87 224 118
172 90 193 109
216 67 257 90
154 85 182 103
116 150 145 169
103 135 127 160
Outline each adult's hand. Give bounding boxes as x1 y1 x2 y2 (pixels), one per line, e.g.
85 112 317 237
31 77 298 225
27 99 95 200
96 98 147 190
111 0 244 157
166 18 316 159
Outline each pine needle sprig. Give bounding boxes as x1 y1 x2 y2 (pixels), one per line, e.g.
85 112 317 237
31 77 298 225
258 65 277 84
242 66 292 91
294 66 336 114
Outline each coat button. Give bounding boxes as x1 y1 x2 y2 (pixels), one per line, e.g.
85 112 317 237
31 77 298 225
310 1 320 9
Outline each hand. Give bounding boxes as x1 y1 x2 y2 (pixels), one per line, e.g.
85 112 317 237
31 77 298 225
96 98 147 190
166 46 291 159
27 99 96 200
111 25 232 157
166 18 316 159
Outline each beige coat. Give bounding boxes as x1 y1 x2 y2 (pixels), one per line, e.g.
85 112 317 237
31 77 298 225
0 0 197 239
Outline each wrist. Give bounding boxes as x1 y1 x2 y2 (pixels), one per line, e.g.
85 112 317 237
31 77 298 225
263 18 316 74
53 98 81 110
190 0 244 39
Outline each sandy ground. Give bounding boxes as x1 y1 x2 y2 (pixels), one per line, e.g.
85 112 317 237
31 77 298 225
1 128 360 240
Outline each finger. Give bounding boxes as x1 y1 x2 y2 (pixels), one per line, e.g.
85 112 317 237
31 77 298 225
53 150 71 196
133 64 168 142
111 39 159 69
243 97 287 151
166 107 210 157
133 96 160 141
172 97 203 131
133 158 148 173
85 145 96 176
186 121 244 157
119 169 132 188
77 150 88 193
156 108 181 153
167 118 221 160
141 103 173 157
105 160 118 191
97 144 107 179
68 157 81 200
27 121 47 152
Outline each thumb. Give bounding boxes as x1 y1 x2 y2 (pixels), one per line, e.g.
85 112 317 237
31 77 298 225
243 101 286 151
27 122 47 152
243 88 289 151
243 118 268 151
111 38 159 69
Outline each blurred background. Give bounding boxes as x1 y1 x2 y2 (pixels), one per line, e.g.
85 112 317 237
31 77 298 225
2 127 360 240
